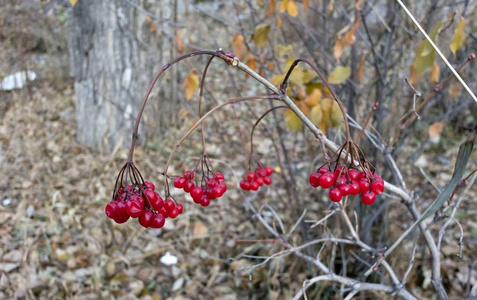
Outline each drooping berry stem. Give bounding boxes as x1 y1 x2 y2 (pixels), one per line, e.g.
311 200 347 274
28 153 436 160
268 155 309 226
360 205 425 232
280 58 352 141
198 56 215 156
127 50 235 163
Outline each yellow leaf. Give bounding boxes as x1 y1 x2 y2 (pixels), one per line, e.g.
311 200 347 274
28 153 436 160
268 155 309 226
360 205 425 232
252 24 271 49
330 101 342 127
233 34 247 61
268 0 276 15
333 37 345 61
356 54 365 83
283 57 304 84
429 122 444 138
176 30 184 54
327 66 351 84
308 105 323 125
344 19 361 45
285 109 302 131
304 89 322 106
302 70 316 84
303 0 309 10
450 17 466 55
287 0 298 16
69 0 77 6
183 69 199 100
277 44 293 57
279 0 288 13
270 74 285 87
298 101 309 115
421 21 443 56
430 63 440 83
246 55 257 71
412 21 443 74
448 81 461 98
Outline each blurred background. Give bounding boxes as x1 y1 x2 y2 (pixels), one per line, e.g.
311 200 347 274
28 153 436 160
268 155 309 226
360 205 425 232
0 0 476 299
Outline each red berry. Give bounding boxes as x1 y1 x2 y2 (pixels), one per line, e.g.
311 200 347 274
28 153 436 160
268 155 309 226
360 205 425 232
184 170 194 180
138 210 154 227
255 177 264 186
247 172 256 181
183 181 195 193
373 173 384 184
371 181 384 195
150 214 165 228
319 174 334 189
335 176 348 188
215 172 224 180
149 194 164 211
174 177 187 189
240 180 251 190
347 169 361 181
257 168 267 178
143 189 158 203
114 214 130 224
263 176 272 185
335 165 343 176
164 200 175 213
359 179 371 193
159 207 169 218
318 166 329 174
169 208 179 219
329 188 343 202
144 181 155 190
361 191 376 205
176 203 184 214
126 198 144 218
190 187 204 202
212 186 225 198
207 179 217 188
250 181 259 191
349 181 361 195
105 201 117 219
115 201 128 218
205 188 216 200
339 184 351 197
309 172 321 188
265 167 274 176
200 195 210 207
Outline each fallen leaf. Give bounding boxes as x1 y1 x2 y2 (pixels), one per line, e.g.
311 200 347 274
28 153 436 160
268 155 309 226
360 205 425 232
279 0 288 13
246 55 257 72
450 17 466 55
327 66 351 84
253 24 271 49
308 105 323 125
304 89 322 106
233 34 247 60
193 221 208 236
333 37 345 60
184 69 199 100
429 122 444 138
344 19 361 45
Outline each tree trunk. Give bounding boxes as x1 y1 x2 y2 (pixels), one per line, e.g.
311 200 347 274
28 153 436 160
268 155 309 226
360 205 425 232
69 0 177 151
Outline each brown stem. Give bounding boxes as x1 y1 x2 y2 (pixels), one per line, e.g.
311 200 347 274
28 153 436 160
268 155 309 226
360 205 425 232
126 50 234 163
281 58 352 140
198 56 215 155
356 102 379 144
162 95 279 177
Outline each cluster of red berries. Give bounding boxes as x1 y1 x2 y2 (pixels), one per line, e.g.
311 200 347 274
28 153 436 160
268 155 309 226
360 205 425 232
174 170 227 207
309 166 384 205
105 181 183 228
239 166 274 191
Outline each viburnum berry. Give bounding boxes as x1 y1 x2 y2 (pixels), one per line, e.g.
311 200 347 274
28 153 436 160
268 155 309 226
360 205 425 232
138 210 154 228
361 191 376 205
215 172 224 180
329 188 343 202
143 188 158 203
247 172 256 181
349 181 361 195
318 173 334 189
183 180 195 193
164 200 175 213
255 177 264 186
371 181 384 195
126 197 144 218
105 201 117 219
359 179 370 193
144 181 155 190
309 172 320 188
318 166 330 174
174 177 187 189
250 181 259 191
150 214 165 228
176 203 184 214
339 184 351 197
263 176 272 185
169 208 179 219
240 180 250 190
207 179 217 188
199 195 210 207
347 169 361 181
190 187 204 202
265 167 274 176
149 194 164 211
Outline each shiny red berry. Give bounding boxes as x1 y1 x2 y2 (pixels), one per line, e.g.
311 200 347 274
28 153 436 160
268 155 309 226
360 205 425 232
126 198 144 218
183 181 195 193
263 176 272 185
309 172 320 188
371 181 384 195
114 214 130 224
329 188 343 202
250 181 259 191
174 177 187 189
265 167 274 176
349 181 361 195
361 191 376 205
247 172 256 181
359 179 371 193
200 195 210 207
207 179 217 188
143 189 158 203
240 180 251 190
164 200 175 213
176 203 184 214
190 187 204 202
169 208 179 219
144 181 155 190
149 194 164 211
339 184 351 197
215 172 224 180
105 201 117 219
255 177 264 186
150 214 165 228
138 210 154 227
319 174 334 189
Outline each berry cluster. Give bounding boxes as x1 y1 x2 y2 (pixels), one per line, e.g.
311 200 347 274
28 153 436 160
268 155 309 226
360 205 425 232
174 170 227 207
105 181 183 228
309 166 384 205
240 166 274 191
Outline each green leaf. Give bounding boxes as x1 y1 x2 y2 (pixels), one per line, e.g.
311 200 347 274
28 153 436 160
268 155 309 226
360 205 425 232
327 66 351 84
412 21 444 73
253 24 271 49
450 17 466 54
